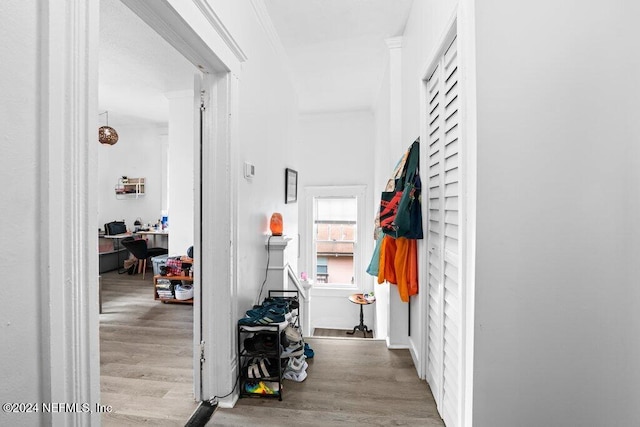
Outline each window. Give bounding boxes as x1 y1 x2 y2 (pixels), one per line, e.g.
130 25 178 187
304 186 366 289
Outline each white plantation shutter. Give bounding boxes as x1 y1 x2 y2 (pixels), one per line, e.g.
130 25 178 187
426 36 462 427
426 62 443 405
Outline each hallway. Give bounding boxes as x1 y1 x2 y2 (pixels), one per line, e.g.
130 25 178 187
211 338 444 426
98 273 442 426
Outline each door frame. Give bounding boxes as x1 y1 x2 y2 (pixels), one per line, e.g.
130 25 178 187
45 1 245 423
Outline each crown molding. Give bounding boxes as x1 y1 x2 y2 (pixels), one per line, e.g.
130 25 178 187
249 0 299 99
192 0 248 63
249 0 288 60
386 36 403 50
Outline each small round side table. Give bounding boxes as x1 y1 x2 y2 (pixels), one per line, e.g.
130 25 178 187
346 293 374 337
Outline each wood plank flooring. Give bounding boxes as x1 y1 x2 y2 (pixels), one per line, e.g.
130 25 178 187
99 270 198 425
100 270 443 426
211 338 444 426
313 327 374 339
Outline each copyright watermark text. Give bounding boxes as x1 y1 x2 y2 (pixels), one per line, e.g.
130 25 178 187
2 402 112 414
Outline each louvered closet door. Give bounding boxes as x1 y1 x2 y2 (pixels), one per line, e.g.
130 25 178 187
426 62 443 406
426 36 462 427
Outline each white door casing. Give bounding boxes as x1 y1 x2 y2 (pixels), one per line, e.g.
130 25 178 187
43 1 244 423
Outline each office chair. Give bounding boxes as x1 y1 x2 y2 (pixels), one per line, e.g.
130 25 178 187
121 237 168 280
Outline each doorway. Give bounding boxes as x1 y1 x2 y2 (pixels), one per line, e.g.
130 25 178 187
97 0 203 421
301 185 374 336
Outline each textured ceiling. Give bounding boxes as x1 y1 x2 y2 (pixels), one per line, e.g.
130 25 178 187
99 0 414 124
264 0 413 112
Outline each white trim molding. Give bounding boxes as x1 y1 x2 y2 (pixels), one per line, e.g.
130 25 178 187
193 0 248 63
40 0 101 425
123 0 239 75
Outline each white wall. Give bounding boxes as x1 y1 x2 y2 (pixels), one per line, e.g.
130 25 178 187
0 2 43 423
394 0 458 356
472 1 640 425
98 124 164 230
210 0 301 313
166 90 195 255
373 61 392 339
297 111 376 331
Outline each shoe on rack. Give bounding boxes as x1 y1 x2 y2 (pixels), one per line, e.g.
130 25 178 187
281 343 304 358
245 380 279 395
283 369 307 382
286 355 308 373
244 333 277 352
283 325 302 342
245 357 278 379
238 312 288 331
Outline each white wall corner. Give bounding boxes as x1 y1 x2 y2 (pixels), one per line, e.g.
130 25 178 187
387 36 404 167
385 36 403 50
248 0 300 101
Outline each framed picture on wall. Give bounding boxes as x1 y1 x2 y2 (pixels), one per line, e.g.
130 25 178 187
285 168 298 204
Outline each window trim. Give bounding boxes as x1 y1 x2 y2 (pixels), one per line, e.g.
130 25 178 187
303 185 367 291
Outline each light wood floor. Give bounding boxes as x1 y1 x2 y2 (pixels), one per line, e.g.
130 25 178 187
99 270 198 425
211 338 444 426
313 327 374 339
99 270 443 426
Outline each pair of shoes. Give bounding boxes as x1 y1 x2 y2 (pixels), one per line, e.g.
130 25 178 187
286 355 308 373
280 326 303 348
245 380 279 395
238 311 288 329
283 369 307 382
244 333 276 352
281 342 304 358
245 357 278 379
283 325 302 342
283 353 308 382
304 343 314 359
246 303 289 318
263 297 298 310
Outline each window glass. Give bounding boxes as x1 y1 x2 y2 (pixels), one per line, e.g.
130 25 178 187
314 197 357 286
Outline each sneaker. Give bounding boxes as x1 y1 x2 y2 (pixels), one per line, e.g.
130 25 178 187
244 333 277 352
245 357 278 379
281 343 304 358
283 369 307 382
286 355 308 372
304 342 314 359
283 325 302 342
245 380 279 395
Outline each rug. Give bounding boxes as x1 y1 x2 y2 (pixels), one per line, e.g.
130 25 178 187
313 328 374 339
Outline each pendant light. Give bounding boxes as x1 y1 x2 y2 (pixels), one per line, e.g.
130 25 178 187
98 111 119 145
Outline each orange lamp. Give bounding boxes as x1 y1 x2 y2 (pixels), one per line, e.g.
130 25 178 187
270 213 283 236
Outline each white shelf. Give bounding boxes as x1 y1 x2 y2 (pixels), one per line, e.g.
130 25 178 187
115 177 145 199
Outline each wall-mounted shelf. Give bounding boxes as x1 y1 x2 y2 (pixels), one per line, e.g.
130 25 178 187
115 177 145 199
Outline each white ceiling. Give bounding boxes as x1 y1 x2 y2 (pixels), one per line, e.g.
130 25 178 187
98 0 196 127
264 0 413 113
98 0 414 125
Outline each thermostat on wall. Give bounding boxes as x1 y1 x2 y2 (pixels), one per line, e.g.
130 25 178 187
244 162 255 179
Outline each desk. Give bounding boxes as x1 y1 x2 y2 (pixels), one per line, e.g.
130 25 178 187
135 230 169 248
103 233 134 273
346 293 374 338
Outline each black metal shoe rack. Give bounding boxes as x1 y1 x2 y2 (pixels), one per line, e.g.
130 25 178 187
237 290 300 401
